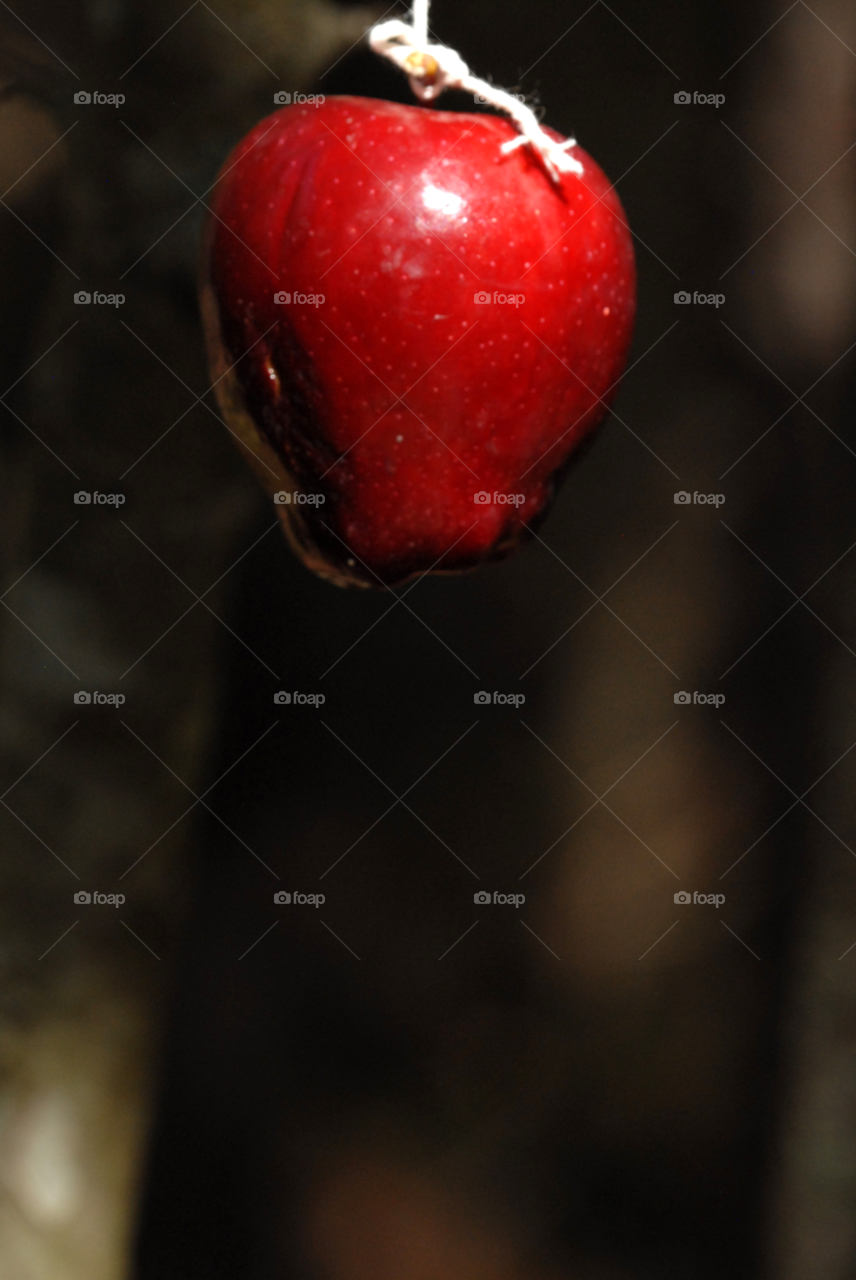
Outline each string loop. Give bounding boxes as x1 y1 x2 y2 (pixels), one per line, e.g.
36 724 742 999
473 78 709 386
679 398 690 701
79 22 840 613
368 3 583 182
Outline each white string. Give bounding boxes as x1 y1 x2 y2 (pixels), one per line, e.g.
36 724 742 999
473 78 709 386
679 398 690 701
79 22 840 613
368 0 583 182
411 0 428 45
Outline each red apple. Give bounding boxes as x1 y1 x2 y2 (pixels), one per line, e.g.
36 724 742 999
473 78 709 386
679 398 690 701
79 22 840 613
201 95 635 588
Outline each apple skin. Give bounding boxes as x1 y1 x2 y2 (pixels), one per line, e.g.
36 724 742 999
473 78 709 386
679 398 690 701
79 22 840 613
202 95 636 588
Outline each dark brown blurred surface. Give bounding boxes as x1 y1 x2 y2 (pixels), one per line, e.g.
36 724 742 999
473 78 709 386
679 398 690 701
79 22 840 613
1 3 855 1280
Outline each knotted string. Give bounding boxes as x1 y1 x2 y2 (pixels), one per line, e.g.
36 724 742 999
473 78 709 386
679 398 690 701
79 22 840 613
368 0 583 182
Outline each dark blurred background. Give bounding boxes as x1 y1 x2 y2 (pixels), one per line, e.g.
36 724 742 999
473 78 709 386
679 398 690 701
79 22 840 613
1 2 855 1279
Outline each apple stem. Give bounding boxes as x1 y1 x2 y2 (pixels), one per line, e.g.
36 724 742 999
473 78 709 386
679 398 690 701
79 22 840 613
368 2 584 183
